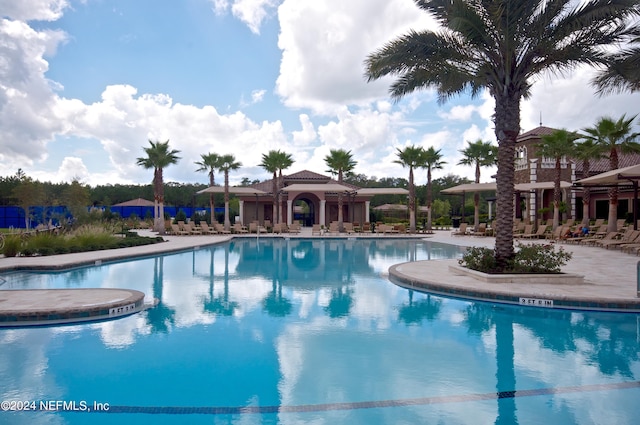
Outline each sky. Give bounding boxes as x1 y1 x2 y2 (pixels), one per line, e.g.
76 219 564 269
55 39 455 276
1 0 638 188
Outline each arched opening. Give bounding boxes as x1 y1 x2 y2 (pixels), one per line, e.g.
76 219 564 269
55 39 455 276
293 195 319 227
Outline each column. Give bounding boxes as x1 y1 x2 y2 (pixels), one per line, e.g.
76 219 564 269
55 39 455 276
365 201 370 223
239 200 244 224
287 200 293 225
320 200 326 226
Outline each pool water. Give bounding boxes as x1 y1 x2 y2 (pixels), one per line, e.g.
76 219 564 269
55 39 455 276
0 238 639 425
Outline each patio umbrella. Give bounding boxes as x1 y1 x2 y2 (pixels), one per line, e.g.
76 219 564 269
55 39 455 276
574 163 640 230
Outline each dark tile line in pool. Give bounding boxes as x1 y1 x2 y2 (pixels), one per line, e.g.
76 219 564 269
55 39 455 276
59 381 640 415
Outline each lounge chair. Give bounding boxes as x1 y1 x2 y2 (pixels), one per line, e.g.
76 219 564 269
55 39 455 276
361 223 372 233
328 222 340 234
199 222 217 235
170 224 189 235
522 224 548 239
288 222 301 234
546 226 566 241
597 230 640 249
343 222 356 234
585 231 620 247
311 224 322 236
214 222 232 234
452 223 468 236
232 223 248 234
514 224 533 238
247 222 263 233
471 223 487 236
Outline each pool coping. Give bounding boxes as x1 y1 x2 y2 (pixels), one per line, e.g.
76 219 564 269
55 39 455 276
0 288 148 327
389 259 640 313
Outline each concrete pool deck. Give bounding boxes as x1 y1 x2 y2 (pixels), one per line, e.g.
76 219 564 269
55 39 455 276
0 228 638 323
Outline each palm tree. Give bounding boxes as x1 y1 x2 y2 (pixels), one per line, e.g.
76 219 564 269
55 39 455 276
260 150 294 224
458 140 498 231
394 145 426 233
594 34 640 95
572 140 606 225
275 151 294 224
195 153 221 224
217 154 242 231
260 151 280 224
365 0 639 268
324 149 357 231
536 130 578 230
136 140 180 234
581 115 640 231
422 147 446 231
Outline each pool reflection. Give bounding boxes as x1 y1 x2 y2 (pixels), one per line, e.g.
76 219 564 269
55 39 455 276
0 238 638 425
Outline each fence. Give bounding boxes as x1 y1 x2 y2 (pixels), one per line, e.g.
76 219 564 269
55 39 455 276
0 206 226 229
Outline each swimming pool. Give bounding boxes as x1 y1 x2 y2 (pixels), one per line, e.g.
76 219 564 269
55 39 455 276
1 238 638 425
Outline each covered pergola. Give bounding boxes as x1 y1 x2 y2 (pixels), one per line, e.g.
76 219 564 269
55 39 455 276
196 186 269 224
441 181 573 225
575 163 640 230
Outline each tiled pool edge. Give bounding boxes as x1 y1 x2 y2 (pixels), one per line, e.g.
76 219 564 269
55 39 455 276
389 260 640 313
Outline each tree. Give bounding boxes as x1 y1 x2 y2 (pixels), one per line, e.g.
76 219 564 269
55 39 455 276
594 33 640 95
572 140 606 225
260 151 279 223
217 154 241 231
394 145 426 232
324 149 357 231
537 130 578 230
11 175 44 229
422 147 445 231
581 115 640 231
275 151 294 224
196 153 222 224
458 140 497 231
365 0 639 269
63 178 91 225
136 140 181 234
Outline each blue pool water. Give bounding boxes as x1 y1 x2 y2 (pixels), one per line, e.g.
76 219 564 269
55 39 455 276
0 238 639 425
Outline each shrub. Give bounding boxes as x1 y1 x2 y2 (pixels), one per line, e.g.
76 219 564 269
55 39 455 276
458 243 572 274
2 234 22 257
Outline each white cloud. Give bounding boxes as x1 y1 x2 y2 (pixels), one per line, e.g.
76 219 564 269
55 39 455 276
0 18 67 170
275 0 436 114
0 0 69 22
56 156 89 182
210 0 279 34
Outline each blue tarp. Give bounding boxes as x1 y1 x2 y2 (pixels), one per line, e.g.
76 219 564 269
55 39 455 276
0 206 222 228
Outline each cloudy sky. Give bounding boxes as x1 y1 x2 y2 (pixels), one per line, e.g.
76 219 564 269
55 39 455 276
1 0 638 187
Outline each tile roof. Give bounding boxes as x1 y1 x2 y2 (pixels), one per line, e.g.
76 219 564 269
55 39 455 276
517 126 559 141
573 150 640 176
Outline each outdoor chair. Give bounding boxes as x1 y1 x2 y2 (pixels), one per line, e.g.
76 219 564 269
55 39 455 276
470 223 487 236
597 230 640 249
199 222 217 235
214 222 232 234
452 222 468 236
288 222 301 234
522 224 548 239
311 224 322 236
586 231 621 247
170 224 189 235
232 223 248 234
514 224 533 238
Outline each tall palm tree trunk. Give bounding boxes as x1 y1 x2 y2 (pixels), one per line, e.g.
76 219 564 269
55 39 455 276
157 169 166 235
209 172 215 224
607 149 619 232
494 94 519 267
337 171 344 232
553 158 561 231
409 167 416 233
426 169 433 231
224 171 231 231
581 160 591 226
474 163 481 231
